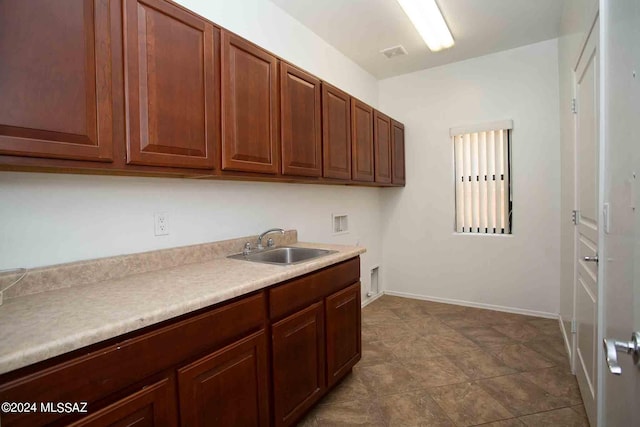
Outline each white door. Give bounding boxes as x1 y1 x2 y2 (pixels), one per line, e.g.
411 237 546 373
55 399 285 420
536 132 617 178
573 16 600 426
601 0 640 425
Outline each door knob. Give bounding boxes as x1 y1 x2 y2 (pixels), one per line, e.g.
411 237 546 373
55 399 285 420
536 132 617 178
603 332 640 375
584 255 599 263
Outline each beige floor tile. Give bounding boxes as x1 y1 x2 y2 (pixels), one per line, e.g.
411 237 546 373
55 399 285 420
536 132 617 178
472 310 529 326
478 419 525 426
484 343 555 371
428 382 514 426
449 350 517 380
402 356 470 388
520 367 582 406
419 301 470 316
518 407 590 426
389 304 435 320
318 371 370 406
571 404 587 417
306 398 386 426
362 307 403 325
458 327 516 347
404 316 460 337
523 336 571 368
427 331 482 355
369 321 416 343
358 362 423 396
527 318 563 336
492 322 542 342
437 312 491 329
479 373 574 416
359 340 397 366
361 323 378 342
351 297 584 426
377 390 454 426
386 334 442 360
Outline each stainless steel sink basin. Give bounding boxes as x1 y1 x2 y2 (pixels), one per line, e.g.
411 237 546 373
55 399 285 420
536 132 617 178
228 246 337 265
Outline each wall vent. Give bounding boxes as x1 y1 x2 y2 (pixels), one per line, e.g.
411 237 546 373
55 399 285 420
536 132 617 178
367 266 379 297
380 45 408 59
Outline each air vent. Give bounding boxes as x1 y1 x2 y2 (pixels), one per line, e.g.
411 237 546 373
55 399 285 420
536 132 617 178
380 45 408 59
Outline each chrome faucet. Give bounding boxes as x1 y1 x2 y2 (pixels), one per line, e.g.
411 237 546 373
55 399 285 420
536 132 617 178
257 228 285 250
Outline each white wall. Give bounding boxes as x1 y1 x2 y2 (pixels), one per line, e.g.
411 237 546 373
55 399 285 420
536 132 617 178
0 0 383 299
378 39 561 316
176 0 378 107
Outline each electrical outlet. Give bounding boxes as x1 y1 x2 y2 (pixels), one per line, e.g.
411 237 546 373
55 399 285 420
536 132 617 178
154 213 169 236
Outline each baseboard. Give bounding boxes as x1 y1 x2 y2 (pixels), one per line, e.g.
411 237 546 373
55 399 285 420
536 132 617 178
558 314 574 373
361 291 384 308
383 290 558 319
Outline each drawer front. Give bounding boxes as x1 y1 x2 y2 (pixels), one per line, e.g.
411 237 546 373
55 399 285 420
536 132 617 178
0 292 265 427
269 257 360 320
67 377 178 426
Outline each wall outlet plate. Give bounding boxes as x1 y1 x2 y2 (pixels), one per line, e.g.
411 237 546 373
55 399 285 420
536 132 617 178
154 212 169 236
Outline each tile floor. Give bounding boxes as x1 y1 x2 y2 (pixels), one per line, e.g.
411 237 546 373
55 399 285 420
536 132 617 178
298 295 588 427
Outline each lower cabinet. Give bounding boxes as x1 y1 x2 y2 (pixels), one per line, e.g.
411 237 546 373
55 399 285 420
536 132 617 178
0 257 361 427
269 258 361 426
178 331 270 427
272 302 325 426
68 378 178 427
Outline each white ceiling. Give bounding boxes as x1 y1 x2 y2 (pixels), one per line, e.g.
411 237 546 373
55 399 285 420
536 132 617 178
269 0 565 79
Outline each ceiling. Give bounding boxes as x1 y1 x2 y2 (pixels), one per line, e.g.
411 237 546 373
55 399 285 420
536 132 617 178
269 0 565 79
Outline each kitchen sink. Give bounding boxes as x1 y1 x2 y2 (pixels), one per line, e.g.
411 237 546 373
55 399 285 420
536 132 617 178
228 246 337 265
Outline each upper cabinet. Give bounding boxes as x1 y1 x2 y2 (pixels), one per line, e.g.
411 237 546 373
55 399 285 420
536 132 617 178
280 63 322 177
0 0 405 186
322 83 352 180
351 99 374 182
373 110 392 184
0 0 115 162
221 31 279 174
123 0 218 169
391 120 406 186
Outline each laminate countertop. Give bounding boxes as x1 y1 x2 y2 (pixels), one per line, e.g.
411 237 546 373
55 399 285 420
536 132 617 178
0 242 365 375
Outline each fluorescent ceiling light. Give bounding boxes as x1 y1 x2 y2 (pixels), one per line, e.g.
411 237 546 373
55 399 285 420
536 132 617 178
396 0 454 52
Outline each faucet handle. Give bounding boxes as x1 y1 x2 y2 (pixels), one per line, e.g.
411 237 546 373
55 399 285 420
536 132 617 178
243 242 252 256
267 238 275 248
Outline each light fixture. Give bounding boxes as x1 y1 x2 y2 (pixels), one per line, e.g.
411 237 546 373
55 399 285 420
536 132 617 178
396 0 454 52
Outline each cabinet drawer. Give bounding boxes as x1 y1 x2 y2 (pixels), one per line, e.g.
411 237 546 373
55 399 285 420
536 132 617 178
0 292 265 427
269 257 360 320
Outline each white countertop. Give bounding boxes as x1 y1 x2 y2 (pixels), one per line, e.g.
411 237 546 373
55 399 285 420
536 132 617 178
0 242 365 375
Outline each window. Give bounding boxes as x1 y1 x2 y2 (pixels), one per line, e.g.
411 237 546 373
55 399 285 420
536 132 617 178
451 120 512 234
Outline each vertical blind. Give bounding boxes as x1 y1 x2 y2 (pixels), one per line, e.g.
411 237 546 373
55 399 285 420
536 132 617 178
451 121 512 234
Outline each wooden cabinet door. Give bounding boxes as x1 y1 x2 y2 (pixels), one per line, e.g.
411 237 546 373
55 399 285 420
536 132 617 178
272 302 325 427
123 0 218 169
351 99 374 182
374 110 392 184
0 0 114 162
391 120 406 185
280 63 322 177
325 282 362 387
222 31 279 174
68 377 177 427
322 83 351 180
177 330 269 427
